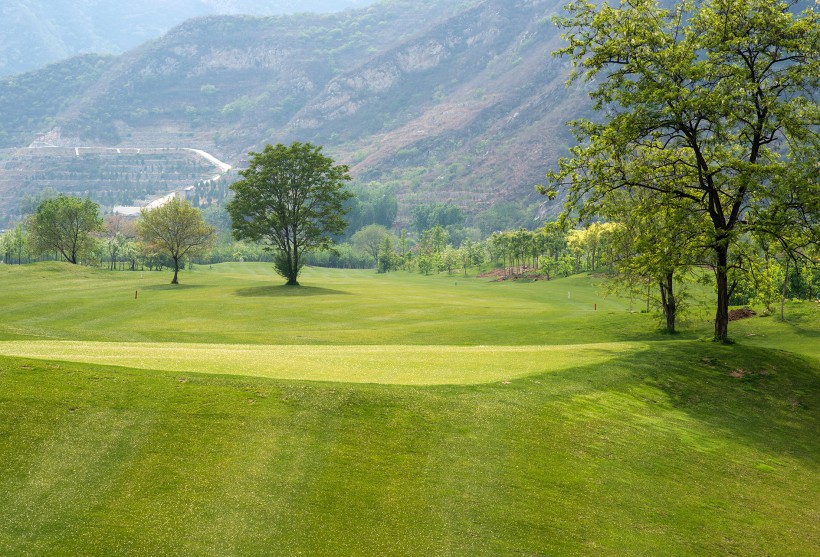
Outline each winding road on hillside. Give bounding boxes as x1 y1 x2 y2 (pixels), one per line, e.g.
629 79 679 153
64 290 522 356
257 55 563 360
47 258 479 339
6 145 234 214
20 145 233 174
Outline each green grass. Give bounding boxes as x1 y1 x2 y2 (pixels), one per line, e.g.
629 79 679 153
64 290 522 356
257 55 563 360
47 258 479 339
0 341 643 385
0 262 818 555
0 262 655 345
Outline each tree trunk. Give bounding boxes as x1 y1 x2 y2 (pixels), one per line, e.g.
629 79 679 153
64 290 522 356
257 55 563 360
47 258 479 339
714 243 730 342
659 272 676 334
780 257 789 321
171 257 179 284
289 246 300 286
646 282 651 313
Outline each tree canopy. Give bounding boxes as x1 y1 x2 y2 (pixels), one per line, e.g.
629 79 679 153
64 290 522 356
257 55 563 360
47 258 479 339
411 202 464 233
138 197 215 284
548 0 820 340
226 142 352 286
28 194 102 264
351 224 392 267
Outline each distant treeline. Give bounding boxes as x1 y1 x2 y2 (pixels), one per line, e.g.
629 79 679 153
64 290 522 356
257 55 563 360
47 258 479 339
4 211 818 316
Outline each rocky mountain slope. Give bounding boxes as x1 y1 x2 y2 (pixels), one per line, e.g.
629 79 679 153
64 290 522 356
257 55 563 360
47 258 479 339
0 0 587 228
0 0 377 76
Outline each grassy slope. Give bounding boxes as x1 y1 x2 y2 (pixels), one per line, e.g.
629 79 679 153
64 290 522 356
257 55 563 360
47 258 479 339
0 262 818 555
0 262 653 345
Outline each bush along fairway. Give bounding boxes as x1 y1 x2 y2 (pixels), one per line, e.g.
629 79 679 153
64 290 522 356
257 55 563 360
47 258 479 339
0 262 818 555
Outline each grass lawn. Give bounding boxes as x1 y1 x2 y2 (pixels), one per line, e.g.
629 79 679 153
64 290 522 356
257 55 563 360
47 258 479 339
0 341 643 385
0 262 818 555
0 262 655 345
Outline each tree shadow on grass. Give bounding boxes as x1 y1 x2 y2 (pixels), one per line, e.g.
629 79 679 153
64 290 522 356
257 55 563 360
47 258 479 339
235 285 350 298
602 342 820 465
141 284 206 291
781 321 820 341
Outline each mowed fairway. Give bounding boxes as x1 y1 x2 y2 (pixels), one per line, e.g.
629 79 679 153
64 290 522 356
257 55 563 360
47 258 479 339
0 341 643 385
0 261 655 346
0 262 818 555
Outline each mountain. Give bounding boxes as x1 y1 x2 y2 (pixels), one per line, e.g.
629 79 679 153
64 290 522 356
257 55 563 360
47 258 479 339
0 0 587 229
0 0 377 77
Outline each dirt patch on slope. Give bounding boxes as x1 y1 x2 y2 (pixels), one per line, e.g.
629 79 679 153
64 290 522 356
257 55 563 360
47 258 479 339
728 308 756 321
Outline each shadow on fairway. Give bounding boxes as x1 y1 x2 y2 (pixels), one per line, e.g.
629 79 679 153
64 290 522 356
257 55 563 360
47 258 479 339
235 285 350 297
141 283 206 291
593 342 820 465
784 322 820 342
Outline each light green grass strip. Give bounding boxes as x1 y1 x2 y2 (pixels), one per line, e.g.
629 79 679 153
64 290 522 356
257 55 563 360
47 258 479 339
0 341 645 385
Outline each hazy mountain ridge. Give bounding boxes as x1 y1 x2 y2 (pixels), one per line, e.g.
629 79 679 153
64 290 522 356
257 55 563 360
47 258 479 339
0 0 378 76
0 0 583 226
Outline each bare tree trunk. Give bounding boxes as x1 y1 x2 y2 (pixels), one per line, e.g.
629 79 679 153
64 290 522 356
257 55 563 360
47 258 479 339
780 257 789 321
714 244 730 342
646 281 651 313
286 242 300 286
659 272 676 334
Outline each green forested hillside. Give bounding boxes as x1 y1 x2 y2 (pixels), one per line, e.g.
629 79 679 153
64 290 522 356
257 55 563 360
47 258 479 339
0 0 579 227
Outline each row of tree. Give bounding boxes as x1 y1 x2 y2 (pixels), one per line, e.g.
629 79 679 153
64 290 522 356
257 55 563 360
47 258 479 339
5 188 816 322
1 142 352 287
4 110 816 341
336 220 818 326
2 194 215 285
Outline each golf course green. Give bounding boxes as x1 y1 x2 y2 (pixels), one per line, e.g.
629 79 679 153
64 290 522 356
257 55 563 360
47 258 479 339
1 262 817 555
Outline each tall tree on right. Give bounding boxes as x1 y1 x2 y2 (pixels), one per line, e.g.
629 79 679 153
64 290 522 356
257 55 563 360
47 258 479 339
548 0 819 341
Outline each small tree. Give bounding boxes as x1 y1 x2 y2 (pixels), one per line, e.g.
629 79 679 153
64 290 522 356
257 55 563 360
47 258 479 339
416 254 434 276
104 214 138 270
28 195 102 264
377 234 397 274
351 224 391 268
441 245 459 275
138 197 215 284
227 142 352 286
459 241 474 276
2 223 30 264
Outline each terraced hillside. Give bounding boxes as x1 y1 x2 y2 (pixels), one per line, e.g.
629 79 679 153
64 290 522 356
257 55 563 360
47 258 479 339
0 147 230 225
